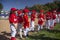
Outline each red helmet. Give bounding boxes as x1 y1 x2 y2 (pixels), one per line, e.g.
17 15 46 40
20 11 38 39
17 10 22 15
11 8 17 11
23 8 29 13
40 10 44 13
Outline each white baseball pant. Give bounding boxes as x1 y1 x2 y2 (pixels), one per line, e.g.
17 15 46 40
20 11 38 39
46 20 51 29
23 27 29 36
50 19 54 28
38 24 43 31
30 21 35 31
17 23 22 38
58 14 60 23
10 24 17 37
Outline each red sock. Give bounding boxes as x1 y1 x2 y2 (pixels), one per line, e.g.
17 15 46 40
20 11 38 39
10 37 16 40
50 26 54 30
54 23 56 26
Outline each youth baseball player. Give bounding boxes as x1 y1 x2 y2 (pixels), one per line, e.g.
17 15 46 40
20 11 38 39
9 8 18 40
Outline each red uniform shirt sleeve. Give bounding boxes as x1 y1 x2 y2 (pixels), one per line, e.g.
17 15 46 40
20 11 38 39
31 14 36 21
46 14 51 20
52 14 56 19
9 14 18 23
23 15 29 23
23 14 29 28
38 14 45 25
9 14 14 23
18 16 23 23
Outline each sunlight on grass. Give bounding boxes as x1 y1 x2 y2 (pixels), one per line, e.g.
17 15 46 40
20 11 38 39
26 24 60 40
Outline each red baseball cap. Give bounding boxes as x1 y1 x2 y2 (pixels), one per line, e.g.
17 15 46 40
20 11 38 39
32 10 36 13
23 8 29 13
17 10 22 15
40 10 44 13
11 8 17 11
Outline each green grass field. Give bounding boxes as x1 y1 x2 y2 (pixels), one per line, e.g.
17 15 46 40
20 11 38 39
25 24 60 40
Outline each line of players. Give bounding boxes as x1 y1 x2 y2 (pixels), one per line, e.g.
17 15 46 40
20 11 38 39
9 8 60 40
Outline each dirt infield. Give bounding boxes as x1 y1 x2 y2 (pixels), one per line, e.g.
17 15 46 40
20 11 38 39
0 20 10 40
0 20 10 32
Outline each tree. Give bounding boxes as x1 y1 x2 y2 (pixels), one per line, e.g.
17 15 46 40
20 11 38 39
0 3 3 13
28 0 60 13
28 4 44 12
0 3 3 10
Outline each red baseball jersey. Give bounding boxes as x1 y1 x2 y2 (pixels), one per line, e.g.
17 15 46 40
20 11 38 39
31 13 36 21
17 10 23 23
9 13 18 23
52 14 56 19
18 16 23 23
23 14 29 28
46 12 52 20
57 12 60 14
38 14 45 25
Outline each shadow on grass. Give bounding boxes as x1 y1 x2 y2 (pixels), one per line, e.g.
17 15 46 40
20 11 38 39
1 31 20 38
46 29 60 33
0 35 10 40
35 24 60 33
1 31 11 36
28 34 60 40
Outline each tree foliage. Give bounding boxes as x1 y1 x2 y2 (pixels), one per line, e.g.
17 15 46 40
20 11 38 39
0 3 3 10
27 1 60 13
0 3 3 13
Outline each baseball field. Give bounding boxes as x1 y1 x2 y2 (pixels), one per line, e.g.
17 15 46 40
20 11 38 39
0 19 60 40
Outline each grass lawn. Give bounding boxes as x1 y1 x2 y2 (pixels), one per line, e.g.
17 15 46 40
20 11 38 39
25 24 60 40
